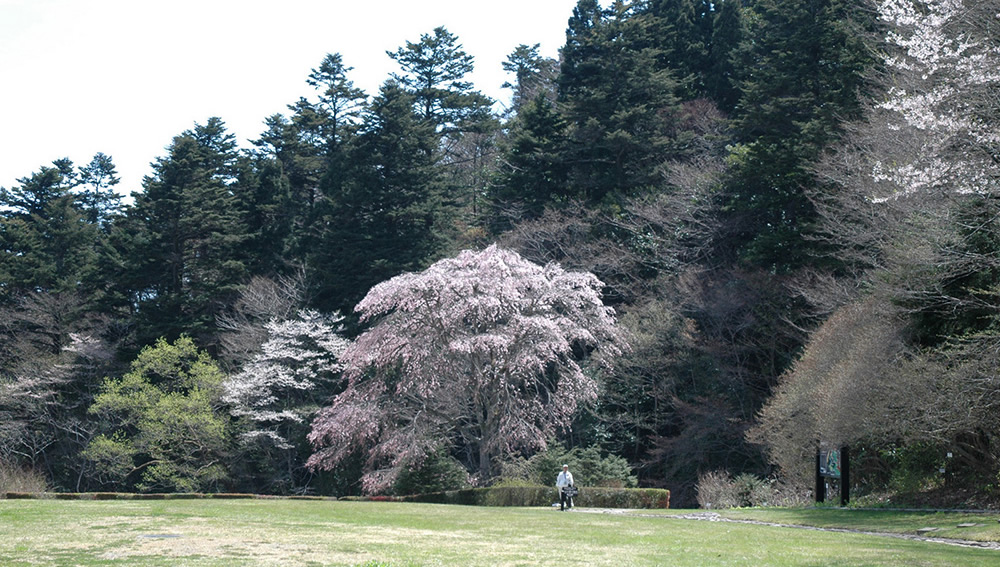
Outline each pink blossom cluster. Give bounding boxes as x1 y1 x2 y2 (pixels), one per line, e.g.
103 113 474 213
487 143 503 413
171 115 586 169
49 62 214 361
307 244 628 493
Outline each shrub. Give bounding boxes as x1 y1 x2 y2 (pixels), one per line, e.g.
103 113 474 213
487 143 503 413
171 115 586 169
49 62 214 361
208 493 255 499
696 471 808 509
93 492 123 500
881 443 945 495
4 492 36 499
575 487 671 509
0 462 47 494
498 443 638 488
392 450 470 496
696 470 738 509
482 486 554 507
400 485 668 508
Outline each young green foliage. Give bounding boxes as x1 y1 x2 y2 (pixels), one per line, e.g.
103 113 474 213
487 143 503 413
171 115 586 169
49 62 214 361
85 336 230 492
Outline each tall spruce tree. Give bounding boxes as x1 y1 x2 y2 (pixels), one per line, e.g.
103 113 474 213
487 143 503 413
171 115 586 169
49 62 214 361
491 94 570 226
309 82 442 314
558 0 680 204
501 43 559 115
307 53 367 202
0 160 100 303
387 27 499 250
644 0 710 100
718 0 873 271
245 54 367 278
77 153 123 230
121 118 249 348
387 26 494 135
705 0 744 113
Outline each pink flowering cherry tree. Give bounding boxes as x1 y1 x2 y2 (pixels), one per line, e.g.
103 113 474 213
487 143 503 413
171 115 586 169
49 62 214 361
307 244 628 493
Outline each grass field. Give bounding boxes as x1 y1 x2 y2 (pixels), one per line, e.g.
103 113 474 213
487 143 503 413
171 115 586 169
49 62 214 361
1 499 998 566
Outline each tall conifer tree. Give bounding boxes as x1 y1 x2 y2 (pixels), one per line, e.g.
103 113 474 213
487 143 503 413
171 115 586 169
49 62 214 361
0 160 99 303
310 83 442 314
559 0 679 203
718 0 873 270
122 118 249 347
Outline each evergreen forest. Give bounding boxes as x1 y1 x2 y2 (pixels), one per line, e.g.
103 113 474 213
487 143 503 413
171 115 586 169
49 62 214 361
3 0 999 509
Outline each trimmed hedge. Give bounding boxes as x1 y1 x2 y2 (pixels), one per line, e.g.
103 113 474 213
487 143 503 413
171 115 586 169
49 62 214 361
2 488 669 508
399 485 669 509
2 492 337 501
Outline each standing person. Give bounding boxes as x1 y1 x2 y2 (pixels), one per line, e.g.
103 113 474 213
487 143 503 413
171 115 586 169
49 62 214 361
556 464 574 511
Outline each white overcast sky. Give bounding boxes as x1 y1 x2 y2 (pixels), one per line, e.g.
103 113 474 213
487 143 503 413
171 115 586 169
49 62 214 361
1 0 583 193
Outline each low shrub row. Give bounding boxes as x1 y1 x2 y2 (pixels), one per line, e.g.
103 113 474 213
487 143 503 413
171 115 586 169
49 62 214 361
3 487 670 508
399 485 669 509
2 492 336 501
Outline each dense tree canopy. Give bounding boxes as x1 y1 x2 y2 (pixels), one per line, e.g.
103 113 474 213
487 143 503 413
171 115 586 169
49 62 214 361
3 2 998 506
84 337 229 492
756 0 1000 494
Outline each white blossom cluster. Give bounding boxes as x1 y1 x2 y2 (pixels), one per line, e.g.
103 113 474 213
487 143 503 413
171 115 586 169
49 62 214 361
222 310 350 449
872 0 1000 200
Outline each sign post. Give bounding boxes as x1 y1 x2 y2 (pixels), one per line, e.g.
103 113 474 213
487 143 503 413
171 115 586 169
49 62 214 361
816 446 850 505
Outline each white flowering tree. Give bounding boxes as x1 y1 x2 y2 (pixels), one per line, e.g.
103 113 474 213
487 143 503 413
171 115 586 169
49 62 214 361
307 245 627 493
223 310 350 490
867 0 1000 199
773 0 1000 485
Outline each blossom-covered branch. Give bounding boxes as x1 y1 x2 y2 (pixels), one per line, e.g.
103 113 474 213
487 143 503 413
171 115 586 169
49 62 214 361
307 244 628 493
871 0 1000 199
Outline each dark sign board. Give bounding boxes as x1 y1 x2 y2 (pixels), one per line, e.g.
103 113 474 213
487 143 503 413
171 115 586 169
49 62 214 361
819 450 841 479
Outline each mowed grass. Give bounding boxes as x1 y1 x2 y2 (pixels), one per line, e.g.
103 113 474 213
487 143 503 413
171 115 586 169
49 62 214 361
1 499 998 566
701 507 1000 544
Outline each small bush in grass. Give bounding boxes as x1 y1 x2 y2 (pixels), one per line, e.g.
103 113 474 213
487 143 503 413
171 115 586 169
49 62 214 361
697 471 807 509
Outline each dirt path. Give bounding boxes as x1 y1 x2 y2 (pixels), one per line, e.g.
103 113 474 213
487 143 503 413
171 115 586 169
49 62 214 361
576 509 1000 551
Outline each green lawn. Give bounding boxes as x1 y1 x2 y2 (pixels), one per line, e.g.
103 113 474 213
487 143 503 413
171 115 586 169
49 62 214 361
703 507 1000 545
1 499 997 566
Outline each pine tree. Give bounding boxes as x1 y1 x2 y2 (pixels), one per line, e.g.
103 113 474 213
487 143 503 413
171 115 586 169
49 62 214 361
309 82 443 314
718 0 873 271
501 43 559 115
387 26 494 135
121 118 249 347
644 0 709 99
77 153 123 229
0 160 100 303
558 0 680 203
491 94 570 226
706 0 745 112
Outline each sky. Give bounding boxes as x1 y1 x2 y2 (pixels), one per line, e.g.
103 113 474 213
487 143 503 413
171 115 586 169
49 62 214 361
0 0 583 194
